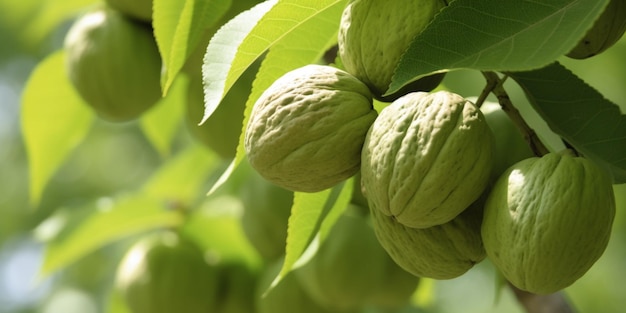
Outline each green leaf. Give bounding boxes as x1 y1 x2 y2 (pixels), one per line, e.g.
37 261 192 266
201 0 277 124
412 277 435 308
270 179 353 289
1 0 98 50
234 0 345 163
21 50 94 206
206 0 346 195
107 285 132 313
37 145 220 276
202 0 346 123
509 62 626 183
139 74 187 158
39 194 184 276
182 194 263 269
153 0 232 94
141 144 221 206
388 0 610 96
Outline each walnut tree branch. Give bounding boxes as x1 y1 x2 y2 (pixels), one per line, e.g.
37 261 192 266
474 72 499 108
481 71 550 157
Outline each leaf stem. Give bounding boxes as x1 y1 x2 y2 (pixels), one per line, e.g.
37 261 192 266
481 71 550 157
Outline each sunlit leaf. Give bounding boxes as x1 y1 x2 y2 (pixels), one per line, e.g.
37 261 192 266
39 194 184 276
107 286 131 313
206 0 346 195
139 74 187 158
182 194 262 269
1 0 98 50
0 0 40 31
202 0 346 123
201 0 276 124
412 277 436 308
271 179 353 289
388 0 610 96
153 0 231 94
38 145 221 276
509 62 626 183
21 51 94 206
141 144 221 206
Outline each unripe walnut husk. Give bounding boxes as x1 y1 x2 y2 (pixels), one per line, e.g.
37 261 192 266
245 64 377 193
482 150 616 294
361 90 494 228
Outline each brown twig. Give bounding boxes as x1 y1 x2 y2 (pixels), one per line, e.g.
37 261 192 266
508 282 577 313
474 72 499 108
482 71 550 157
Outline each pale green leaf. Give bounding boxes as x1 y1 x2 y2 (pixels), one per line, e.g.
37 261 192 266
315 178 353 241
206 0 346 194
412 278 436 308
182 194 263 269
1 0 98 50
0 0 41 32
37 145 219 276
21 51 94 206
271 179 353 288
201 0 277 124
39 194 184 276
202 0 346 123
139 74 187 158
154 0 232 94
388 0 610 96
141 144 221 206
107 286 131 313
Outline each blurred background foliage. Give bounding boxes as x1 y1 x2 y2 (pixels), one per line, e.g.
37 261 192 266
0 1 625 312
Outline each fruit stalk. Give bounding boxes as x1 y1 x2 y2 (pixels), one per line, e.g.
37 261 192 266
509 283 576 313
481 71 549 156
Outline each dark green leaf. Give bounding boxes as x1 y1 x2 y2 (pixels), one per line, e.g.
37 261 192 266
509 62 626 183
388 0 609 96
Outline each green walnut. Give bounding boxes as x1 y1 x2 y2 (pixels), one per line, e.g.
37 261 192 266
482 150 616 294
115 231 220 313
295 209 418 311
240 164 293 261
370 198 486 280
244 64 377 192
361 91 494 228
64 6 161 122
338 0 448 100
105 0 153 22
567 0 626 59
